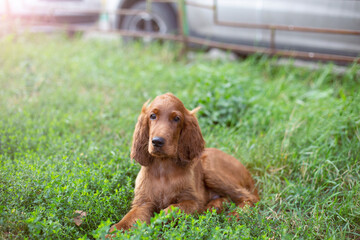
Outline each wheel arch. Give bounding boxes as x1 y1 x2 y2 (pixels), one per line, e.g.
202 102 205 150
115 0 178 30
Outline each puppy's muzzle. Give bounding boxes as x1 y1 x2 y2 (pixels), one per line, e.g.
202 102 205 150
152 137 165 148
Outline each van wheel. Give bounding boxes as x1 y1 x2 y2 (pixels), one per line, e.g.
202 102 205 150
120 1 177 42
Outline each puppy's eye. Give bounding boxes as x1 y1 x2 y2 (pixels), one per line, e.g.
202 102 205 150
174 116 180 122
150 114 156 120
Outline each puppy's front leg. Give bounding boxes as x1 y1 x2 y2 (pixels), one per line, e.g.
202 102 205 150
109 203 153 233
164 200 199 215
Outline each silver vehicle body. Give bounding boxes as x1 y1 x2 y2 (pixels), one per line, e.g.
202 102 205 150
186 0 360 56
1 0 101 24
2 0 360 56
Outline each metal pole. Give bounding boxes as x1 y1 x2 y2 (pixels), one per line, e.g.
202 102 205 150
177 0 189 58
180 0 189 36
270 28 276 53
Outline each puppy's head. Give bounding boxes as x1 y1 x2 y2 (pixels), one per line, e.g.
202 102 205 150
131 93 205 166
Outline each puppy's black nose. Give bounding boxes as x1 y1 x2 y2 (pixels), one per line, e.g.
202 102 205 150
152 137 165 147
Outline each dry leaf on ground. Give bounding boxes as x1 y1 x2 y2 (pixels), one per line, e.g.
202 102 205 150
73 210 87 226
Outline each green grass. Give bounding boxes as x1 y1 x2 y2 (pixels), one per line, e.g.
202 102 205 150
0 34 359 239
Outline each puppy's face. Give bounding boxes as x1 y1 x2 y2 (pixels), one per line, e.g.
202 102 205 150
147 94 185 158
131 93 205 166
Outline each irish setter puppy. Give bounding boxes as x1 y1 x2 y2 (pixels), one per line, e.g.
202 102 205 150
109 93 259 233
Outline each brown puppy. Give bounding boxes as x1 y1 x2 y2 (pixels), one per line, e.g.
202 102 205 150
110 93 259 232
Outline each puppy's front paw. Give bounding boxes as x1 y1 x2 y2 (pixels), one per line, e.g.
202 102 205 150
164 205 179 215
110 223 127 232
105 223 125 239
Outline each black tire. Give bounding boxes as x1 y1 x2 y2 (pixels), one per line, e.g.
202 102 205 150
119 1 177 42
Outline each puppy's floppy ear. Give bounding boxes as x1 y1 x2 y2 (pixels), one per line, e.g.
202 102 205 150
177 110 205 165
130 100 153 166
